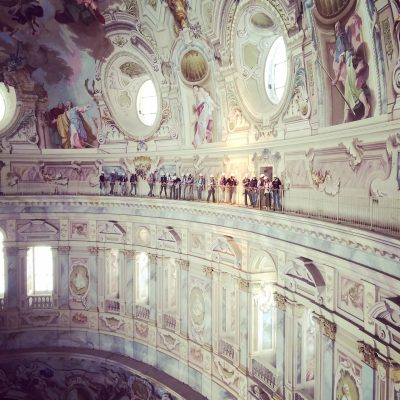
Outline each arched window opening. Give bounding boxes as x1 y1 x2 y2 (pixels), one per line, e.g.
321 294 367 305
27 246 53 295
265 36 288 104
137 80 158 126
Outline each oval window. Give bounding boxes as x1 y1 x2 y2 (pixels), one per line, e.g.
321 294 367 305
265 36 288 104
137 80 158 126
0 92 5 122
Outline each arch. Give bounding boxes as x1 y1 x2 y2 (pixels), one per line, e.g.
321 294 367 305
249 249 277 274
211 235 242 268
283 257 325 303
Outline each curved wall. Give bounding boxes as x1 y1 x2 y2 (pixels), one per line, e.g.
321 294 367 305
0 197 399 400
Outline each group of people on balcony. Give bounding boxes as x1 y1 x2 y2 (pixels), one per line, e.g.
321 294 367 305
99 170 282 211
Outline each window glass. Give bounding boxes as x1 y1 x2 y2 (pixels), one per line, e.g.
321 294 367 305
0 92 5 122
265 36 288 104
0 232 4 297
27 247 53 295
137 80 157 126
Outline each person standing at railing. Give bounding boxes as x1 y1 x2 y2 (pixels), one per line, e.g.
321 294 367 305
242 174 251 207
167 173 174 199
272 176 282 211
197 173 205 200
226 175 237 205
181 174 187 199
147 171 156 197
219 173 227 202
109 170 117 195
207 174 216 203
99 172 106 195
258 174 265 209
174 174 181 199
265 177 272 209
187 173 194 200
119 173 127 196
160 173 168 198
129 171 138 196
249 175 258 208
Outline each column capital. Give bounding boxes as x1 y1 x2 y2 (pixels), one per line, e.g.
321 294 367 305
318 315 336 341
239 278 250 290
58 246 71 255
358 342 378 369
148 253 158 263
273 292 287 311
88 247 99 255
123 249 136 257
4 247 18 256
176 259 189 270
202 266 214 278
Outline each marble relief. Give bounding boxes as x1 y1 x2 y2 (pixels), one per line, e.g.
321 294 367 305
339 276 364 319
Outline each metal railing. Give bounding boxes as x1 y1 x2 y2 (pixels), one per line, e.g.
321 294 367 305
4 180 400 237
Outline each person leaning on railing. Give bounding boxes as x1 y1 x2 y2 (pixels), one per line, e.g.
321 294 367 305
187 173 194 200
258 174 265 209
242 174 251 207
219 173 227 202
264 177 272 209
249 175 258 208
226 175 238 205
271 176 282 211
207 174 216 203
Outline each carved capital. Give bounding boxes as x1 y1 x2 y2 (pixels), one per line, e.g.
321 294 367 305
5 247 18 257
58 246 71 255
273 292 287 311
88 247 99 255
239 279 249 290
123 250 136 257
358 342 378 369
176 259 189 270
318 315 336 341
202 266 214 278
148 253 158 263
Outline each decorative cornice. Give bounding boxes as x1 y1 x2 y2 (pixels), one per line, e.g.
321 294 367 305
4 247 18 256
318 315 336 341
0 198 398 269
273 292 287 311
358 342 378 369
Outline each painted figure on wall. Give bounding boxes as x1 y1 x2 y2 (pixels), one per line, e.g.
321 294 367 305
55 101 97 149
192 85 217 148
331 14 371 122
335 371 359 400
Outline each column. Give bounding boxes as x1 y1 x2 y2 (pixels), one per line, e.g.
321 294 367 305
123 250 135 315
317 315 336 400
274 292 287 398
358 342 377 400
148 253 158 322
5 247 19 309
87 247 99 311
239 278 250 370
177 259 189 336
202 265 213 348
283 298 297 400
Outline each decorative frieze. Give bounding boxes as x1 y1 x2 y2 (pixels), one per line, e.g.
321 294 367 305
318 315 336 341
123 249 135 257
273 292 287 311
358 342 378 369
